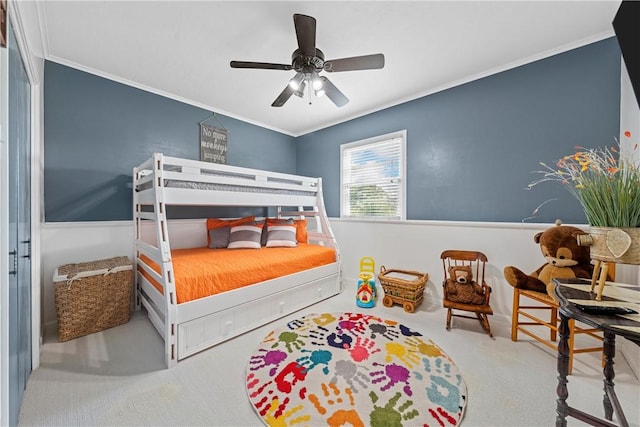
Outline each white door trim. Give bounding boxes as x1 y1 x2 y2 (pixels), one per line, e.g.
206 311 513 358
0 42 10 427
0 1 42 424
7 0 42 371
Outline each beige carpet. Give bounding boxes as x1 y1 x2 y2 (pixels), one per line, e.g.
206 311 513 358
18 288 640 426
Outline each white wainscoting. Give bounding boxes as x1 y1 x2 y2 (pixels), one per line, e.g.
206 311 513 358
40 219 208 330
331 219 561 316
40 218 639 377
330 218 640 378
41 221 136 332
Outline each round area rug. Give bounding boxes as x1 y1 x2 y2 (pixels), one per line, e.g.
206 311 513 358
246 312 467 426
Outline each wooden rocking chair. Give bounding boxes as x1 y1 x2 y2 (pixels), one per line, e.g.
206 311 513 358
441 250 493 337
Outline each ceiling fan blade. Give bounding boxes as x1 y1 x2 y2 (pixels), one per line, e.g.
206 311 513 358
293 14 316 57
324 54 385 72
271 84 296 107
320 76 349 107
230 61 292 71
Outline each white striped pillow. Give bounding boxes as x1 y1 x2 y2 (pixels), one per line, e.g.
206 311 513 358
228 223 263 249
266 224 298 248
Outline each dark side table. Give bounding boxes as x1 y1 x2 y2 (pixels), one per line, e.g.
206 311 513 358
552 278 640 427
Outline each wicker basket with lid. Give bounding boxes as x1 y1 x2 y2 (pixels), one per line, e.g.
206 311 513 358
53 256 132 342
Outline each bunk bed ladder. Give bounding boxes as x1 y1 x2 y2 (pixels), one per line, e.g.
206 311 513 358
152 153 179 368
133 168 141 311
280 178 342 290
315 178 341 288
133 159 155 312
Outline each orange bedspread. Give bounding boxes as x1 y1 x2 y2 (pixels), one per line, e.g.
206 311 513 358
140 244 336 304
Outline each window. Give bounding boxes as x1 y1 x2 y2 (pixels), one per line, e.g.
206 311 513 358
340 130 406 220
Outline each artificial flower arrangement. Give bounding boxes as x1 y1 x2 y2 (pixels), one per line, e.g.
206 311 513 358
529 131 640 228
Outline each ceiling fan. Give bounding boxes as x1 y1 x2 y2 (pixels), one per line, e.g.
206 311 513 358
230 13 385 108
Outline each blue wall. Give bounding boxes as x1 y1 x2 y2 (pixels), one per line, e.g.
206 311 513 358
44 38 621 223
43 61 296 221
297 38 621 223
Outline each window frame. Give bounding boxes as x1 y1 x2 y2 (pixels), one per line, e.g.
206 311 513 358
340 130 407 220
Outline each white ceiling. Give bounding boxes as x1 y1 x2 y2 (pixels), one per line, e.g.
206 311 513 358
23 1 620 136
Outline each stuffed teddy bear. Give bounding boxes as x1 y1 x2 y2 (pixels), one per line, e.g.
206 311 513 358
444 265 485 305
503 223 594 297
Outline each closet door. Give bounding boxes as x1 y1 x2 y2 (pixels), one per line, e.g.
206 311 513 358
7 19 32 427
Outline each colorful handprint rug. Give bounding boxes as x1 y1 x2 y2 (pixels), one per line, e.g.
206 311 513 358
246 312 467 426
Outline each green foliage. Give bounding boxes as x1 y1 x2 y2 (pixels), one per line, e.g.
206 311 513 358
530 136 640 227
578 166 640 227
349 185 397 217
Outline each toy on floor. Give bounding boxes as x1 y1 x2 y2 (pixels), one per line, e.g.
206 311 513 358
356 256 377 308
444 265 485 305
379 267 429 313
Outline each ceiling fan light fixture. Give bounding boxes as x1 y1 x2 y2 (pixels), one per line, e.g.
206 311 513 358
288 72 305 90
231 13 384 108
311 73 323 91
294 81 306 98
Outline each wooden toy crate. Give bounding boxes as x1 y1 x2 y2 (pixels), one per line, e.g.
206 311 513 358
378 266 429 313
53 256 132 342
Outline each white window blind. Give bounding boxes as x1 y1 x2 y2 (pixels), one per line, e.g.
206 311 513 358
341 131 406 219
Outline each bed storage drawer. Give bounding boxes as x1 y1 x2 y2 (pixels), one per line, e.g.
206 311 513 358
177 274 341 359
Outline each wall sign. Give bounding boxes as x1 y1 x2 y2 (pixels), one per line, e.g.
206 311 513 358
200 124 228 164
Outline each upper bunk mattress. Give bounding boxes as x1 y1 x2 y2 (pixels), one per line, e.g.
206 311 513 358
142 243 336 304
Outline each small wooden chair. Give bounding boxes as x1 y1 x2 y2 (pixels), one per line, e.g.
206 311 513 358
441 250 493 337
511 263 614 374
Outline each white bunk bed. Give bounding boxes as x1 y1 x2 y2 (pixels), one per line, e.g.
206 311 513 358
133 153 342 368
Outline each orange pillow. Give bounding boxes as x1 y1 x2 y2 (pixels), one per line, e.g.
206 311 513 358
206 216 255 246
266 217 291 226
294 218 308 243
